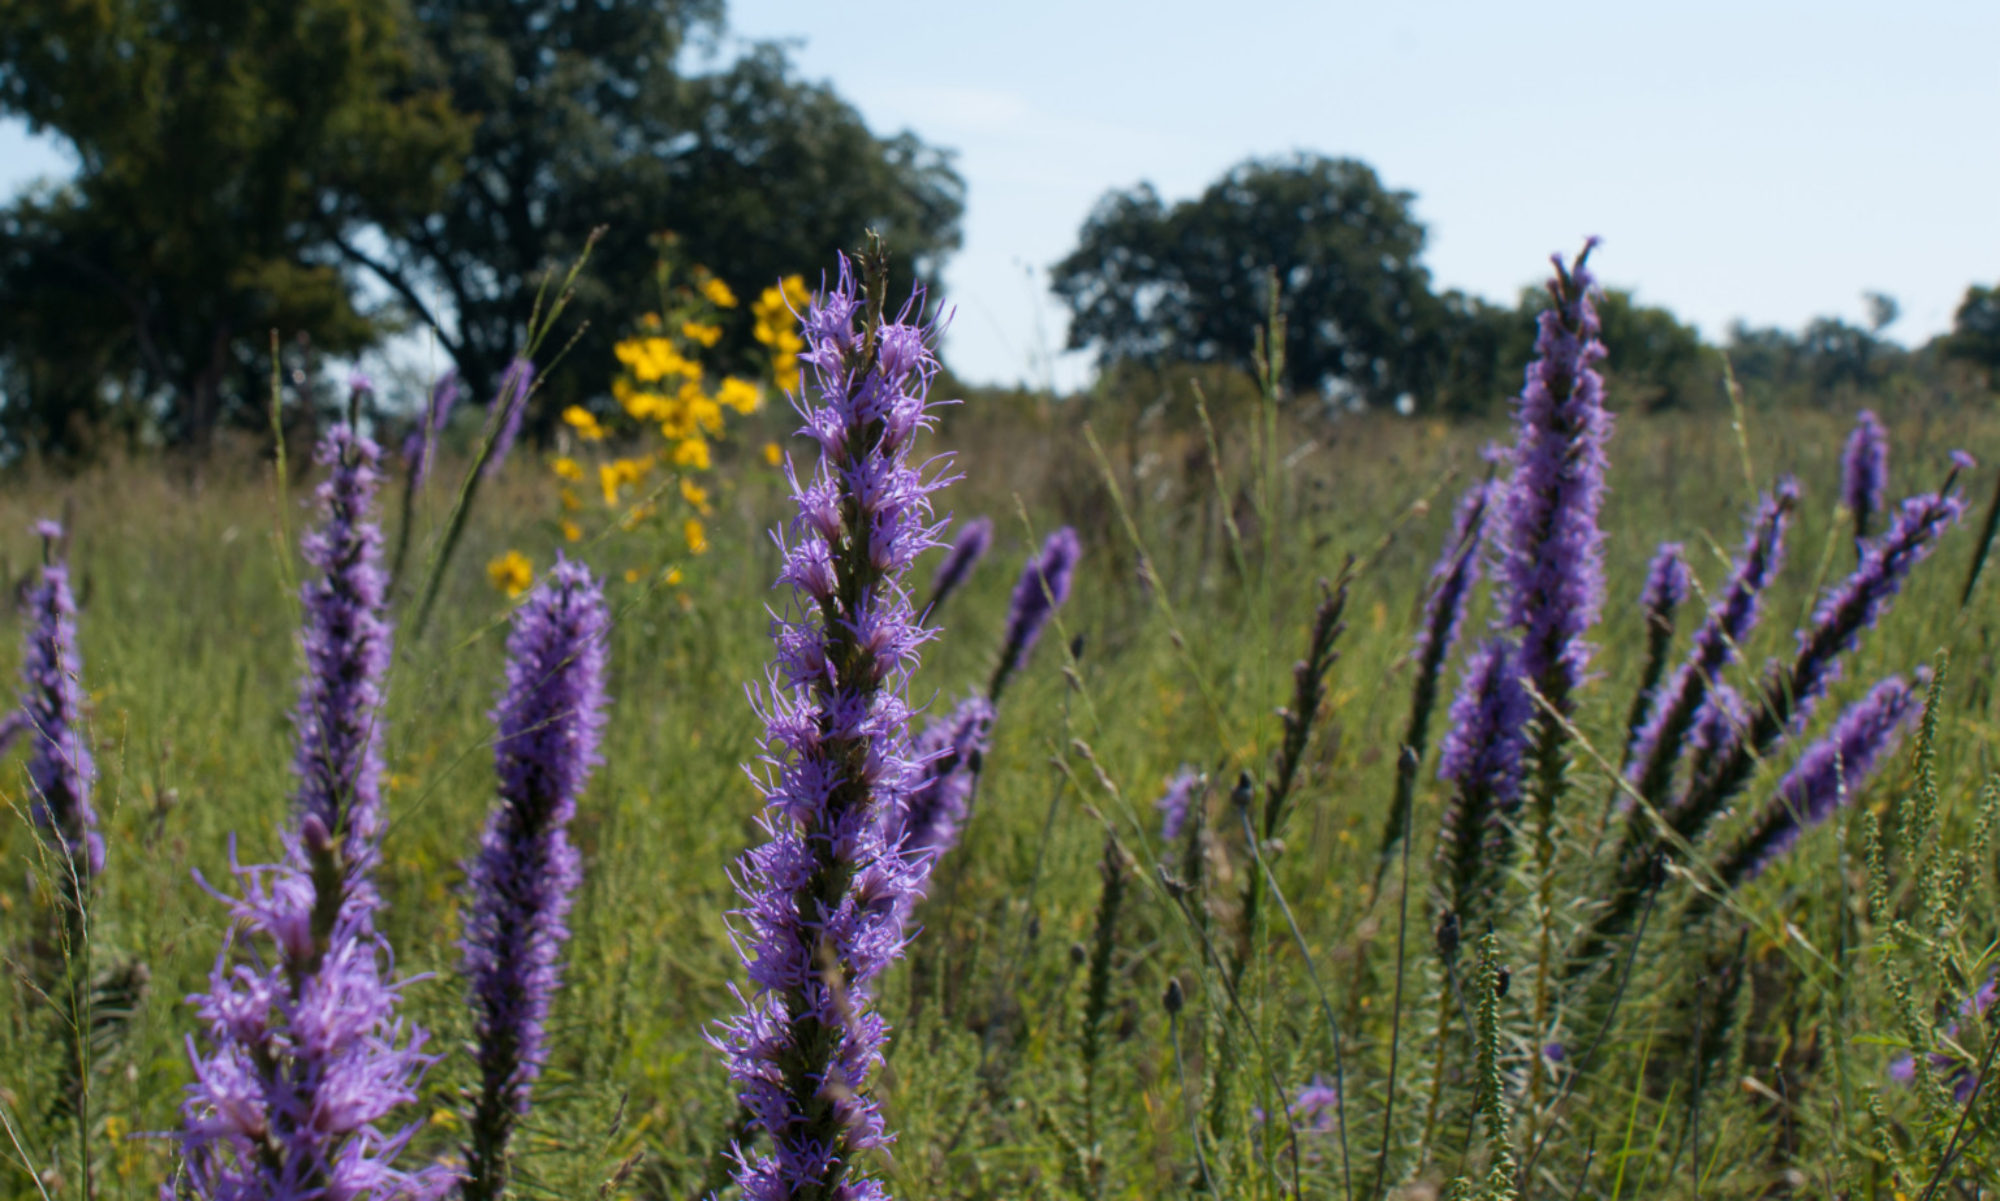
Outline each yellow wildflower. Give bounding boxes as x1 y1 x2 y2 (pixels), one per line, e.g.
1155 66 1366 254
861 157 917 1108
682 320 723 347
672 437 711 470
562 405 606 441
560 487 581 512
717 377 761 414
680 478 712 514
561 519 583 542
701 276 738 308
763 440 783 467
624 567 643 583
621 501 656 531
664 567 684 586
684 517 710 555
599 462 622 507
487 551 533 598
551 456 584 481
688 393 724 437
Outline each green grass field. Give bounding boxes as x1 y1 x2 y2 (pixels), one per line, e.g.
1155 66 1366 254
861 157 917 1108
3 390 1999 1200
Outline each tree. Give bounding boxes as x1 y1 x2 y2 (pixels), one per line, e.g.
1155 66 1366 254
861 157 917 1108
1945 284 2000 385
0 0 470 451
1050 154 1442 410
345 2 964 430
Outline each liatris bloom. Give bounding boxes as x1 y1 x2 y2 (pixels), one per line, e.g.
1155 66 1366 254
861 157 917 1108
1495 241 1612 709
1627 480 1796 809
923 516 993 617
988 527 1081 701
1715 673 1920 887
293 428 393 882
21 521 101 879
1843 409 1889 544
1892 976 1999 1105
1154 766 1203 844
484 357 536 476
461 555 610 1201
1435 638 1530 923
1620 543 1690 765
178 428 442 1201
1686 684 1746 781
403 369 462 489
891 695 994 859
720 254 949 1201
1288 1076 1342 1137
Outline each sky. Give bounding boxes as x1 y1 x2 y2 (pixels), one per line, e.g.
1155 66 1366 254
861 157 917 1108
3 0 1995 391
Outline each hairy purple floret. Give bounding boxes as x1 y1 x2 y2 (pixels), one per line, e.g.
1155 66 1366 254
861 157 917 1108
1640 543 1691 619
892 695 994 859
1627 480 1796 807
1415 480 1491 669
1495 242 1612 705
461 555 610 1201
483 358 535 476
989 527 1081 700
925 516 992 616
1436 638 1531 920
720 258 950 1201
179 432 442 1201
1687 684 1746 774
1717 674 1919 886
21 524 100 878
292 428 393 881
402 369 461 488
1154 766 1203 844
1842 409 1889 537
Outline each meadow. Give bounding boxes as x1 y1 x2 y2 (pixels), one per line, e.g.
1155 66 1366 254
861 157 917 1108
3 262 2000 1201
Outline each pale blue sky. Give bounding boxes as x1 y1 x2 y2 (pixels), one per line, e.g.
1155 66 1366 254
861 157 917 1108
4 1 1995 389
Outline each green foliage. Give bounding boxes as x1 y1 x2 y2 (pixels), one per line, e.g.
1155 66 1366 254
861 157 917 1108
1945 283 2000 384
0 0 472 453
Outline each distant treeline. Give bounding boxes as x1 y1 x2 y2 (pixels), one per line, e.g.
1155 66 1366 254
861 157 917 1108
1051 153 2000 417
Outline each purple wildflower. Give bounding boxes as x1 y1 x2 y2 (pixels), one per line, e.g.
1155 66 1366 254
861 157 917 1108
1435 638 1531 921
988 527 1081 701
1716 674 1920 887
1842 410 1889 543
1641 542 1691 625
402 369 462 489
291 428 393 885
20 522 101 879
923 516 992 617
461 555 610 1201
483 358 536 476
1154 766 1204 844
1952 450 1978 474
719 256 949 1201
1686 684 1746 779
1891 975 1998 1105
1495 241 1612 708
891 695 995 859
1628 480 1797 808
1288 1076 1342 1136
1415 480 1491 669
178 429 442 1201
1619 543 1691 771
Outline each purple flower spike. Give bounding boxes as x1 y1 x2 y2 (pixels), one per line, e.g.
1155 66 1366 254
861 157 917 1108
1717 674 1920 887
1415 480 1491 670
292 427 393 885
720 254 950 1201
1628 480 1797 809
1620 543 1691 769
403 368 462 488
462 554 611 1201
178 430 444 1201
1436 638 1531 921
1842 410 1889 542
21 522 101 878
1890 973 1997 1105
1641 543 1691 621
989 527 1081 700
1288 1076 1341 1135
1154 766 1204 844
893 696 995 860
924 516 993 617
1495 241 1613 709
483 357 536 476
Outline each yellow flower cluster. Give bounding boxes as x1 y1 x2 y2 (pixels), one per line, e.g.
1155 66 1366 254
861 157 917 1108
754 275 812 390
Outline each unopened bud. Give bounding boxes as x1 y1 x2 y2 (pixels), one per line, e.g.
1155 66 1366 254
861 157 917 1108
1163 977 1185 1015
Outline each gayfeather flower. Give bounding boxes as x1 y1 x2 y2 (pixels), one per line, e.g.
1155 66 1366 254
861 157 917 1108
461 555 610 1201
719 256 949 1201
1415 480 1491 669
483 358 536 476
1495 241 1612 708
178 428 443 1201
1620 543 1691 768
890 695 994 859
1435 638 1531 922
20 521 101 878
1842 409 1889 543
1715 674 1919 887
1686 684 1746 781
924 516 993 617
1627 480 1796 809
1892 976 1999 1105
402 369 461 489
988 527 1081 701
1154 766 1203 844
